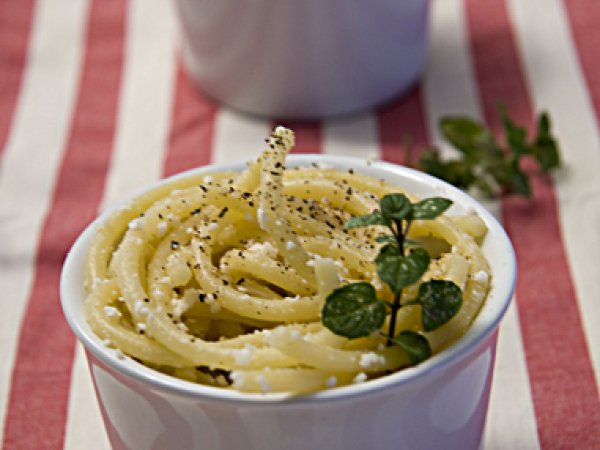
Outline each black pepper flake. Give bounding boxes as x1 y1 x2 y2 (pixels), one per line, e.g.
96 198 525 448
242 192 252 199
158 213 164 220
171 240 180 250
218 207 229 218
222 280 229 286
167 312 174 318
143 298 149 303
248 201 254 207
198 293 206 302
173 287 182 295
236 278 245 285
270 170 281 176
199 185 207 192
190 208 202 215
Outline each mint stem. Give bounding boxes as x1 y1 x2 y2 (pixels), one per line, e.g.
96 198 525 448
387 218 412 345
393 219 405 256
387 290 402 346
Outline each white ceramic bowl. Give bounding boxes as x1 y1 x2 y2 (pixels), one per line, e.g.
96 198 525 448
61 155 516 450
174 0 430 119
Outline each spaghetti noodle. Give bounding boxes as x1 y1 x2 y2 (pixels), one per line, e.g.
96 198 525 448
84 126 491 394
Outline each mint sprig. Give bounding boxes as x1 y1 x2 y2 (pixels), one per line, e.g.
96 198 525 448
418 110 560 197
322 193 462 366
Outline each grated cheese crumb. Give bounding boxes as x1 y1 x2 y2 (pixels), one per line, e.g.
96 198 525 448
353 372 368 384
128 218 144 230
472 270 489 283
326 376 337 388
156 221 168 235
230 371 245 388
103 306 121 318
359 352 384 368
256 374 271 393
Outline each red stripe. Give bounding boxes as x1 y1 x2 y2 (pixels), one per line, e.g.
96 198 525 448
466 0 600 448
1 1 126 448
0 0 36 159
272 120 322 154
377 85 429 166
563 1 600 127
163 60 217 177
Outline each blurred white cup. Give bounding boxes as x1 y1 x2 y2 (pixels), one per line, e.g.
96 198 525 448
174 0 430 119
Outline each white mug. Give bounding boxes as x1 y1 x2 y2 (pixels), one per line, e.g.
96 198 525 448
174 0 430 119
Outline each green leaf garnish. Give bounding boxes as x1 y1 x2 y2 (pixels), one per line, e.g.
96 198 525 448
501 106 529 158
322 283 386 339
416 110 561 198
411 280 462 331
322 192 463 368
388 331 432 365
412 197 453 220
532 112 560 171
380 193 412 221
344 211 389 230
374 235 420 247
440 117 500 159
505 160 531 197
374 235 397 245
375 246 430 295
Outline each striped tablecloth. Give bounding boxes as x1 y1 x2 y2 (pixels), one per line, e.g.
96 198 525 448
1 0 599 448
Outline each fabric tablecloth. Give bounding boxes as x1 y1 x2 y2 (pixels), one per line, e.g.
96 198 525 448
1 0 599 448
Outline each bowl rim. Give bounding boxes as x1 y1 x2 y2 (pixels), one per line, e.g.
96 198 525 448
60 154 516 405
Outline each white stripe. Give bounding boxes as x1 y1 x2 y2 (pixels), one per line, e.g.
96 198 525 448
322 113 380 159
63 0 177 448
424 1 540 448
507 0 600 391
211 109 271 164
99 0 178 211
484 301 541 450
423 0 481 152
0 0 89 440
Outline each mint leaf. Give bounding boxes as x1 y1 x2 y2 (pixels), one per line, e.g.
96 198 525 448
412 197 453 220
344 212 389 230
322 283 386 339
412 280 462 331
532 112 560 171
375 246 430 294
375 235 420 247
439 117 499 159
501 106 530 158
380 193 412 221
505 160 531 197
419 150 476 190
375 235 397 245
388 331 432 365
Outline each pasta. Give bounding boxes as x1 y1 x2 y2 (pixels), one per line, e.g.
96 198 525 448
85 126 491 394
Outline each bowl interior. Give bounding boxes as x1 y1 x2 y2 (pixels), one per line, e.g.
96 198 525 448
60 155 516 404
